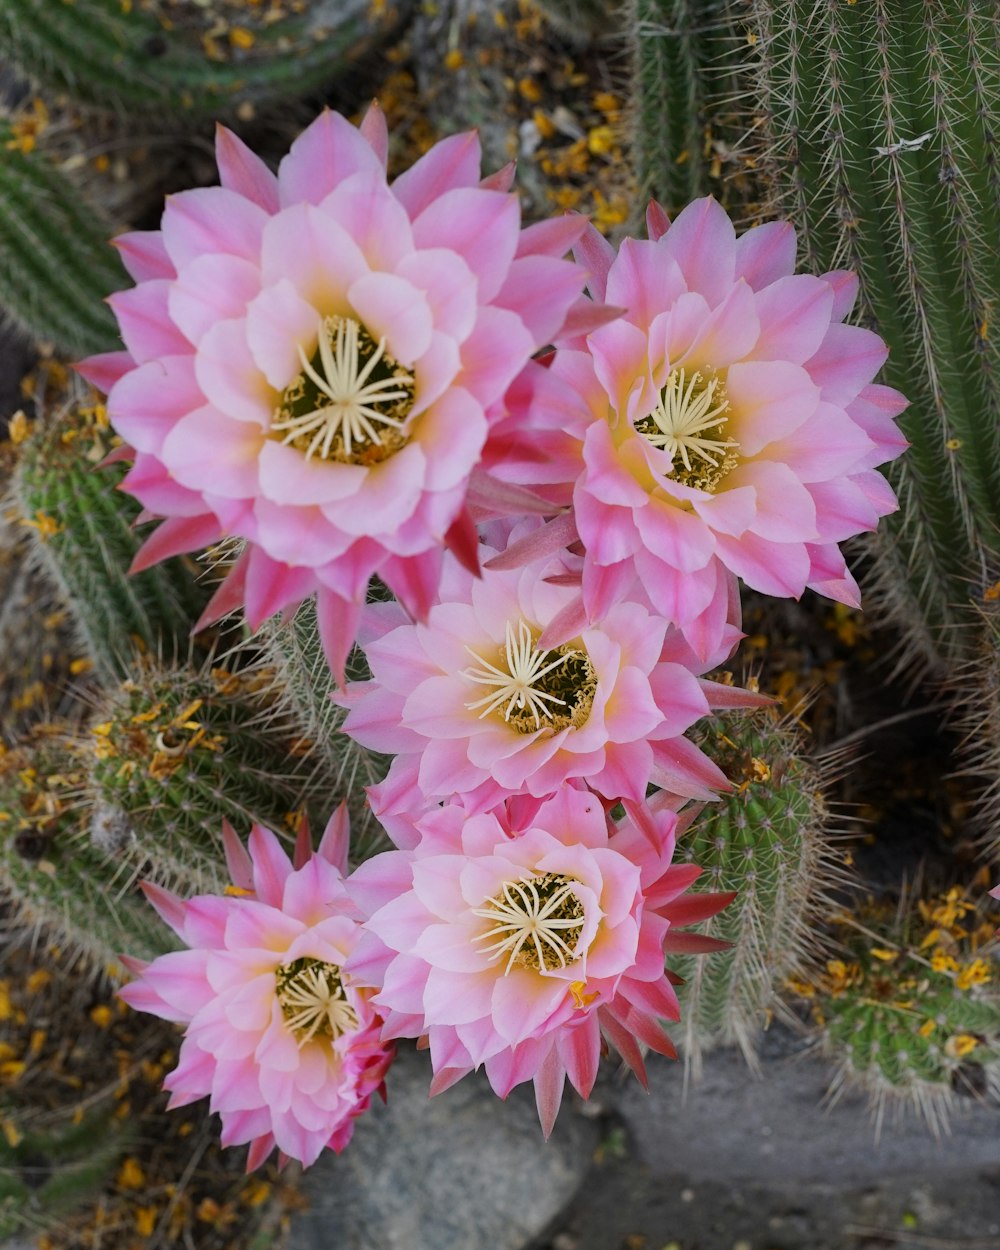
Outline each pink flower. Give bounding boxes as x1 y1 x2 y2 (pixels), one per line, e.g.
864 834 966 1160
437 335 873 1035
80 106 591 678
346 787 732 1135
118 813 394 1169
339 525 767 818
525 199 908 644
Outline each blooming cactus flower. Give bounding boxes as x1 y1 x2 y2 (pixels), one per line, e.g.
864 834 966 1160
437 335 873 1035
118 813 394 1169
346 787 732 1134
340 526 767 818
80 105 592 678
531 198 908 648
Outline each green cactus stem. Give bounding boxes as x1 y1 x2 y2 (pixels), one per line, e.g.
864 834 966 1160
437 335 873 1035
0 133 123 355
747 0 1000 674
0 725 175 970
671 706 846 1075
788 883 1000 1133
85 658 313 898
630 0 749 216
258 599 391 864
0 0 410 118
11 398 208 682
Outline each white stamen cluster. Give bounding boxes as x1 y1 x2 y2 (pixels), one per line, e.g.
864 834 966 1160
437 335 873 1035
641 367 736 473
472 875 586 974
276 958 359 1045
272 316 414 462
462 619 574 729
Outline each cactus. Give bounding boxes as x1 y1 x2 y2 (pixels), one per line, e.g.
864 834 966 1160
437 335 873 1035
788 884 1000 1133
0 0 410 118
629 0 749 217
671 706 846 1075
11 396 209 682
0 132 123 355
0 726 176 969
85 658 313 897
259 599 391 864
746 0 1000 674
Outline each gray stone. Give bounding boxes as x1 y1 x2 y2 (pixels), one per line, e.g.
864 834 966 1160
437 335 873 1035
289 1043 598 1250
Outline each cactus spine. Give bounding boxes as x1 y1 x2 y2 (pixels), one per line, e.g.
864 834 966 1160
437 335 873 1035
747 0 1000 673
0 0 407 118
672 708 845 1074
0 135 123 355
11 398 208 682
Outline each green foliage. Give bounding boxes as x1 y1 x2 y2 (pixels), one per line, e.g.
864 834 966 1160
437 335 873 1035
0 135 123 355
790 885 1000 1132
0 0 407 117
672 707 844 1074
12 401 208 682
747 0 1000 673
630 0 746 215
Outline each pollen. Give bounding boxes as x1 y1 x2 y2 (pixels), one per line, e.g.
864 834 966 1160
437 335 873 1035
462 619 597 734
275 957 359 1045
271 316 416 467
473 874 586 974
635 366 739 491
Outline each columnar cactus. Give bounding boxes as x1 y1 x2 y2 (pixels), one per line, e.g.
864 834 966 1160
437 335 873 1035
630 0 747 216
11 397 208 682
0 133 123 355
747 0 1000 674
671 707 845 1074
0 0 411 118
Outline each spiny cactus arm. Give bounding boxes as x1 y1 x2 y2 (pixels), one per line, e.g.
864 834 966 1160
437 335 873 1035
0 0 409 116
750 0 1000 666
12 412 208 681
0 136 122 355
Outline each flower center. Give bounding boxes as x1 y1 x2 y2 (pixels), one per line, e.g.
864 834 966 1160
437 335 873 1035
472 873 586 974
635 366 740 492
271 315 416 467
275 956 359 1045
462 619 597 734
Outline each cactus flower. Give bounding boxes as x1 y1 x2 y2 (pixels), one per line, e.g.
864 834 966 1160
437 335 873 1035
340 525 765 818
346 787 732 1134
548 198 908 639
80 105 590 679
118 814 394 1169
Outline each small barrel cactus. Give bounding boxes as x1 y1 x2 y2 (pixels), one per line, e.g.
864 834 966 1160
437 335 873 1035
788 883 1000 1131
671 705 846 1074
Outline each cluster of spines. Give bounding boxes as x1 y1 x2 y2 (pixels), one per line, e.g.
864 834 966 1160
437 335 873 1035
671 706 845 1075
11 396 209 683
0 133 123 356
0 0 408 117
747 0 1000 675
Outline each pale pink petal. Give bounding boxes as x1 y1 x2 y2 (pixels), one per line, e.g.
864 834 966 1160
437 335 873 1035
169 254 261 348
162 187 267 268
733 219 796 289
215 125 280 212
277 108 384 206
108 282 190 363
113 230 174 282
413 188 520 304
392 130 482 217
659 196 737 305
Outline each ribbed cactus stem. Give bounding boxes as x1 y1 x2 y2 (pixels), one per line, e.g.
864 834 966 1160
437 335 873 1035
12 402 208 682
0 0 408 117
630 0 745 215
86 660 312 897
672 707 845 1075
259 600 390 864
0 730 176 970
0 135 122 355
748 0 1000 672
